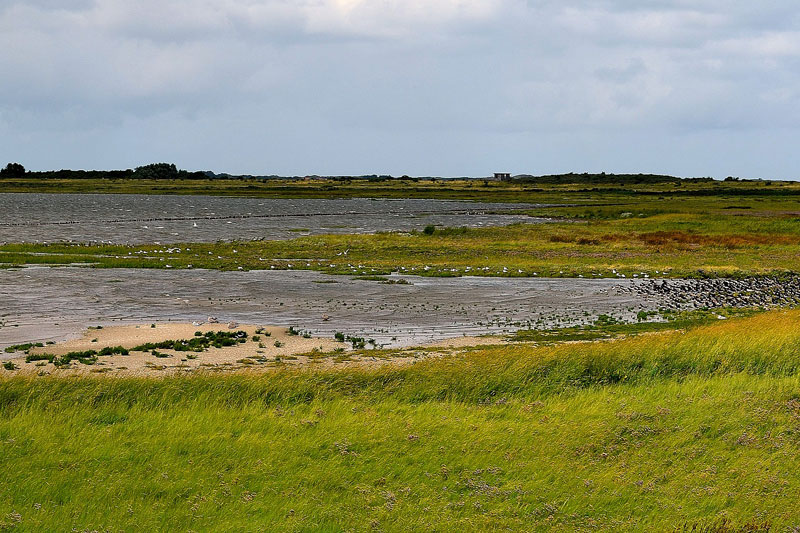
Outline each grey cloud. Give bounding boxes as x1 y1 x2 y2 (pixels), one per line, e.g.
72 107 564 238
594 58 646 83
1 0 800 179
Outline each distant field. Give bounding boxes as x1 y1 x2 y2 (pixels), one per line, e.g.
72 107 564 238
3 311 800 530
3 174 800 204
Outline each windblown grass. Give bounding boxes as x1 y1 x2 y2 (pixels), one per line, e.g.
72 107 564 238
3 312 800 530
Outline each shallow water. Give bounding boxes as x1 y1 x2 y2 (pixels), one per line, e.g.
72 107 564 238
0 194 548 244
0 267 666 351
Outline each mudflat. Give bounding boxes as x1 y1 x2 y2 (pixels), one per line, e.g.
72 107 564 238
0 267 663 351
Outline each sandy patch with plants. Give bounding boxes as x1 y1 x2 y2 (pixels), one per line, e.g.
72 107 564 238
10 322 494 376
16 323 346 376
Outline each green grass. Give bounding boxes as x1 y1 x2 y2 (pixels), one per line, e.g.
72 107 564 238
3 312 800 530
2 174 800 203
5 210 800 278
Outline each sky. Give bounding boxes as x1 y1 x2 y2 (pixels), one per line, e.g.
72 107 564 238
1 1 800 179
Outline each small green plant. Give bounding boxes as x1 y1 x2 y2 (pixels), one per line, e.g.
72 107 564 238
287 327 299 336
26 353 55 363
334 332 345 342
4 342 44 353
274 341 283 348
595 314 619 326
3 361 17 370
349 336 366 349
423 225 436 235
252 335 261 342
98 346 129 356
353 275 388 282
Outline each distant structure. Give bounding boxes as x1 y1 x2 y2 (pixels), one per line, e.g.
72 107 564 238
493 172 512 181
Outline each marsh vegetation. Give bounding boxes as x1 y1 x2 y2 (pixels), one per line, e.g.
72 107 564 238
3 312 800 529
5 174 800 529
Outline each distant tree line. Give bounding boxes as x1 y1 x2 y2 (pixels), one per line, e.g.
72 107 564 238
0 163 778 184
1 162 209 180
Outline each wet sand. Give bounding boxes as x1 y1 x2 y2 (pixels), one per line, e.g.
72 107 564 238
0 267 662 354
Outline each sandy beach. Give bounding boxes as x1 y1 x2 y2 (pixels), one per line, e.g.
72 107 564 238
8 322 509 376
15 323 340 376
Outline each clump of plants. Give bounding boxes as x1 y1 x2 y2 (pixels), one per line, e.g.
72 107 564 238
99 346 129 356
332 332 374 349
4 343 44 353
25 353 55 363
132 330 248 353
24 346 128 366
54 351 100 366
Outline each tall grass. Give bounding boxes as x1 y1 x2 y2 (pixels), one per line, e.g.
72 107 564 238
3 312 800 530
4 311 800 411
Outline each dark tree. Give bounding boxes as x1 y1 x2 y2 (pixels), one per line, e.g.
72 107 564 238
0 163 25 178
133 163 179 180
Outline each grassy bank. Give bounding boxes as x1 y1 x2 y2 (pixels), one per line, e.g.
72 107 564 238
3 174 800 202
3 312 800 530
4 211 800 278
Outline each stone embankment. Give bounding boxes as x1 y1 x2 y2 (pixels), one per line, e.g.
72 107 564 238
631 277 800 309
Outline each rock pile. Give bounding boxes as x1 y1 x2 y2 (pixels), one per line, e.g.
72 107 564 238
629 277 800 310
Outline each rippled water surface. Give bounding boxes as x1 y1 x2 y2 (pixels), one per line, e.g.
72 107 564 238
0 194 548 244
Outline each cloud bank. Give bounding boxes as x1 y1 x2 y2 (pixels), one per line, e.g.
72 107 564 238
1 0 799 178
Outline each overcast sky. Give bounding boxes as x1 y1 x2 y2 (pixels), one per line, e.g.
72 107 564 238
2 1 800 178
